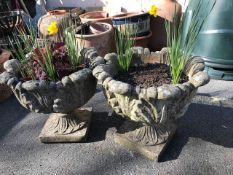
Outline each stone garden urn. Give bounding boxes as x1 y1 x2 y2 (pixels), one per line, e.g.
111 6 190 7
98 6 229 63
91 47 209 160
0 48 98 143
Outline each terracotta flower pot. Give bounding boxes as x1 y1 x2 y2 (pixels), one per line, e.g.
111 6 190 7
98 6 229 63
0 49 12 102
148 16 167 51
149 0 182 51
38 10 67 37
91 47 209 160
131 31 152 48
75 22 114 57
155 0 182 22
48 10 66 15
79 11 112 24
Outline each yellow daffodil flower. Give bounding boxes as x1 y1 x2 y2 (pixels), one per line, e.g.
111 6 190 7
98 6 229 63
149 5 158 17
48 21 58 35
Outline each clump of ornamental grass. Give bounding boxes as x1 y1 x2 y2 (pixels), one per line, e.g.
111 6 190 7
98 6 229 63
51 17 84 67
64 26 83 66
115 25 136 72
164 0 216 84
9 25 38 80
9 25 57 81
9 19 84 81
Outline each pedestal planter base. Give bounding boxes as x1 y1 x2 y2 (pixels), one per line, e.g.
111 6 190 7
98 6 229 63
39 107 92 143
114 121 177 161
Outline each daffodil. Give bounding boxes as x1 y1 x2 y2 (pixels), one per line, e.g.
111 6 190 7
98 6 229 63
48 22 58 35
149 5 158 17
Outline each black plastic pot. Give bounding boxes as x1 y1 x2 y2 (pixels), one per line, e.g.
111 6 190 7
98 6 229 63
186 0 233 80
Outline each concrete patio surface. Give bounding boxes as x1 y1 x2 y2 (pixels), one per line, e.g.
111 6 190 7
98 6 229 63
0 79 233 175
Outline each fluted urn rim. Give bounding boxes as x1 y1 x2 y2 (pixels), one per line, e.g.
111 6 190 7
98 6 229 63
92 47 210 100
0 48 100 114
0 47 103 86
0 58 93 91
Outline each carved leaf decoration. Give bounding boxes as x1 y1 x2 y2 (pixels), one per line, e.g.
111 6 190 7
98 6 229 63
13 89 32 110
129 124 169 146
159 105 168 124
31 92 50 112
47 115 85 135
107 92 166 124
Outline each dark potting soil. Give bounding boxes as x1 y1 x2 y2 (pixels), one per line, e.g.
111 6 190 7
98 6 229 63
31 44 89 80
52 45 88 79
115 63 189 88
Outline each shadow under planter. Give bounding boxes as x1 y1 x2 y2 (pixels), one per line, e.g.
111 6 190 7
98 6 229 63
91 47 210 161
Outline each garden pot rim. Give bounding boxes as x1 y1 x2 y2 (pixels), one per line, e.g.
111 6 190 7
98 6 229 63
75 22 113 38
130 31 152 40
79 11 110 20
1 58 92 86
92 47 210 96
47 10 66 15
0 48 99 114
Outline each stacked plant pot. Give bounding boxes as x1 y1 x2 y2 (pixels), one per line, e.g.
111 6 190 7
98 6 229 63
75 22 114 57
149 0 182 51
76 11 115 57
38 10 69 38
112 12 152 48
79 11 112 24
38 8 84 39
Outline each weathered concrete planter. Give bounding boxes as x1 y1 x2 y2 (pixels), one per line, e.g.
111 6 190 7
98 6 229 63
0 48 98 143
91 47 209 160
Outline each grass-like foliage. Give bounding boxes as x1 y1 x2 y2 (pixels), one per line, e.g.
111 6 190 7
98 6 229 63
64 27 82 66
10 25 57 81
61 17 83 66
165 0 216 84
42 42 56 81
9 19 84 81
9 25 37 79
115 25 136 72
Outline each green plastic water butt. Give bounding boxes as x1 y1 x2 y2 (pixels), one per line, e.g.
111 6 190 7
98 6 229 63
186 0 233 80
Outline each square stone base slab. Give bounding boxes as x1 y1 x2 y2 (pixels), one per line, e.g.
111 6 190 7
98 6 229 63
39 107 92 143
114 123 177 161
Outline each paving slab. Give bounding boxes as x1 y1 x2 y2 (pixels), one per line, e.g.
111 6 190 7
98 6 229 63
0 82 233 175
197 79 233 99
